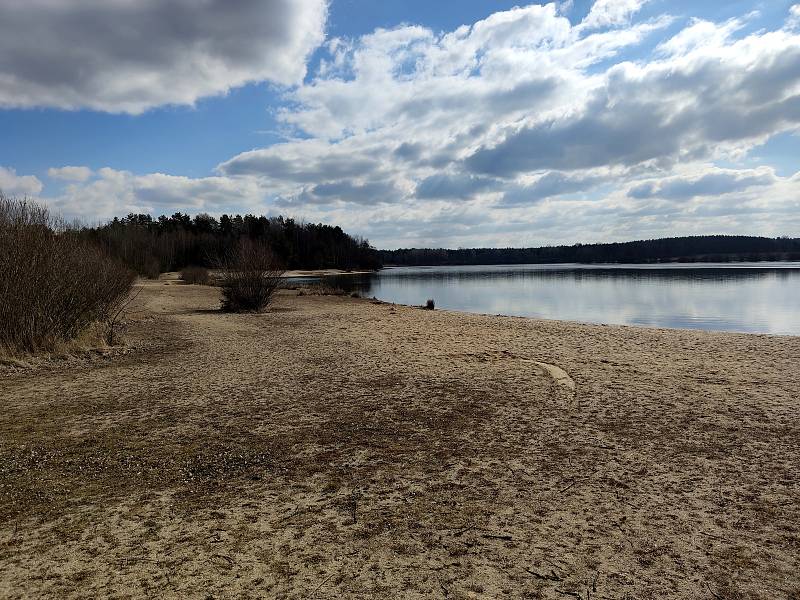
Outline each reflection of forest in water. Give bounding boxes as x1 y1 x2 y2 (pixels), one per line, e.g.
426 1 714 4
321 263 800 335
328 265 800 290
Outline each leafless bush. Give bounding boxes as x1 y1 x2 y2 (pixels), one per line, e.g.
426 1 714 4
217 239 285 312
180 266 211 285
141 255 161 280
425 299 435 310
0 195 135 353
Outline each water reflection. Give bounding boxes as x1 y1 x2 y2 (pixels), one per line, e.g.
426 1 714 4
325 263 800 335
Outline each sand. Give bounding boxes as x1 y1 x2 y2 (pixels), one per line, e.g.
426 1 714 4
283 269 374 278
1 278 798 599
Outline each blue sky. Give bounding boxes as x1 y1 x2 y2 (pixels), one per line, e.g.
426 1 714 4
1 0 799 248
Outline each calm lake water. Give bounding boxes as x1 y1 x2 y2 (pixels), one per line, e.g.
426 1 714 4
324 263 800 335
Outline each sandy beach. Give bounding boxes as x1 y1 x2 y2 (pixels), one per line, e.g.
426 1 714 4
283 269 375 278
1 278 798 599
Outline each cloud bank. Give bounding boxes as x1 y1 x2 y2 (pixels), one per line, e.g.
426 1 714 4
6 2 800 248
0 0 328 113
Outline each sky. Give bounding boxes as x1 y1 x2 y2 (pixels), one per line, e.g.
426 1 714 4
1 0 799 249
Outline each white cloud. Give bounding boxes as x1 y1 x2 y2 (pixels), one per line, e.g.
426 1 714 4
47 166 93 182
465 28 800 176
276 4 664 141
45 168 267 222
499 171 611 206
221 4 669 191
656 17 744 57
581 0 649 30
627 167 778 200
0 167 43 196
789 5 800 30
220 138 385 183
557 1 575 17
0 0 328 113
415 173 499 200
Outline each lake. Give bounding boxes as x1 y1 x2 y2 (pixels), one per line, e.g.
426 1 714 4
324 263 800 335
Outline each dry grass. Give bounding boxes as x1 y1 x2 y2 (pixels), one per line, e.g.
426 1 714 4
0 281 798 599
296 282 350 296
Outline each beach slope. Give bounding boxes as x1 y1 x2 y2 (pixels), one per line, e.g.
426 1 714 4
1 280 798 599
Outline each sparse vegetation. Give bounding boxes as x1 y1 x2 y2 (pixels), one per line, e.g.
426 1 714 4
0 195 135 354
180 266 211 285
425 299 435 310
217 239 285 312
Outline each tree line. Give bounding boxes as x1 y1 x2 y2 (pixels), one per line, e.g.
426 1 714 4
380 236 800 266
82 212 382 277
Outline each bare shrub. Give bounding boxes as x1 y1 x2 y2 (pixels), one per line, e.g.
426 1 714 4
217 239 285 312
0 195 135 353
141 255 161 280
425 299 435 310
180 266 211 285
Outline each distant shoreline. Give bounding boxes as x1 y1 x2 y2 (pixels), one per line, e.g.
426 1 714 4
379 257 800 268
283 268 377 278
379 235 800 267
285 260 800 275
378 259 800 268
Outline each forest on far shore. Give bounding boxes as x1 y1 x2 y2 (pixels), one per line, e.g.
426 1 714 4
84 212 382 277
76 211 800 274
380 235 800 266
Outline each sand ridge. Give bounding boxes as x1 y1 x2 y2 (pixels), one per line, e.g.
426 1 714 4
530 361 576 392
